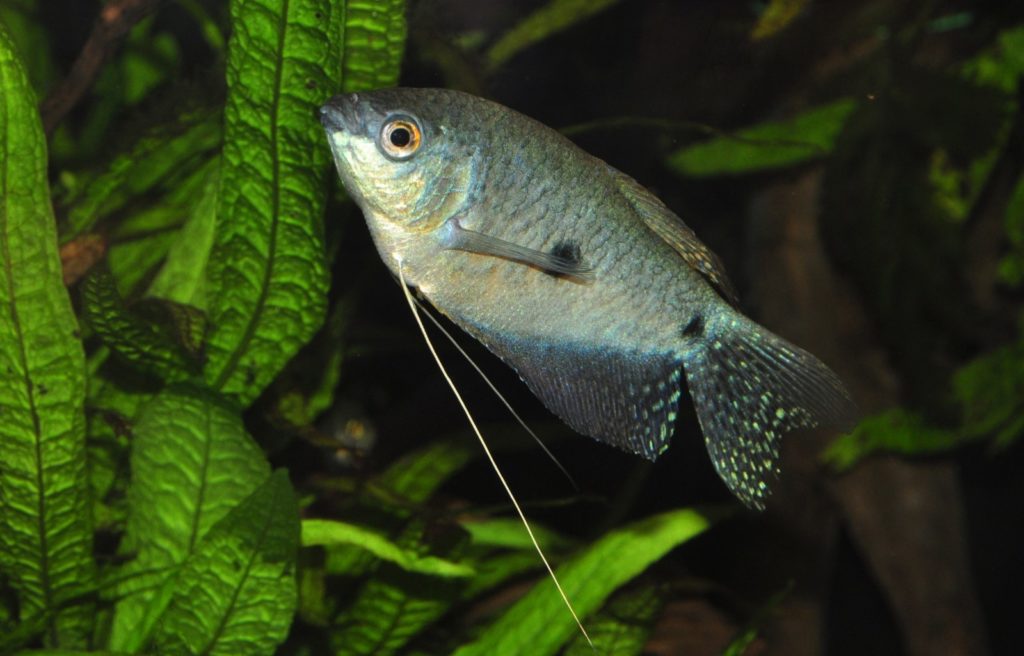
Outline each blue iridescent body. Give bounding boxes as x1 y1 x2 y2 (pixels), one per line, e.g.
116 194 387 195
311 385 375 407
320 88 856 508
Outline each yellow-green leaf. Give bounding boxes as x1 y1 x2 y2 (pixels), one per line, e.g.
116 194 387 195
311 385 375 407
668 99 858 177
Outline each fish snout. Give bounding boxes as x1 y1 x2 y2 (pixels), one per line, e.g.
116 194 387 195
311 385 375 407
319 93 365 134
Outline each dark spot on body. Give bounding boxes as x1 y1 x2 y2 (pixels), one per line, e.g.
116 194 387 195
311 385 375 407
682 314 704 338
546 240 581 278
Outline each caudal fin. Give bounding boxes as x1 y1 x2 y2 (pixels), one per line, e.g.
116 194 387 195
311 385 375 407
682 313 858 509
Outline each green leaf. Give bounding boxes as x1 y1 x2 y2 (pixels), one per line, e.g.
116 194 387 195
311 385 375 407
821 409 958 472
119 17 181 106
80 263 202 383
456 517 575 600
104 156 220 297
721 583 791 656
146 161 221 309
0 23 95 647
750 0 810 41
963 24 1024 93
13 651 132 656
203 0 346 406
454 509 710 656
460 517 572 552
303 519 474 577
341 0 408 93
954 338 1024 448
330 519 467 656
151 470 301 656
315 441 475 580
332 569 462 656
563 585 665 656
375 439 477 505
109 386 270 652
997 173 1024 288
667 99 858 177
0 0 56 94
486 0 623 71
59 111 220 240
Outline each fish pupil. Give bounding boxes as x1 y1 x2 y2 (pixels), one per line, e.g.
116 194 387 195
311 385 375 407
390 127 412 147
682 314 705 338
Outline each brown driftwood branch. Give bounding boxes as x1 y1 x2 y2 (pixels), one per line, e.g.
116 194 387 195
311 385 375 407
40 0 166 135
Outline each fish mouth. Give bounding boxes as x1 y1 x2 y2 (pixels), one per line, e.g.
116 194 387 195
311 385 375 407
319 93 362 134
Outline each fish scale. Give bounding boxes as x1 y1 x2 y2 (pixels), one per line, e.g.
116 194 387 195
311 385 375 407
320 87 858 508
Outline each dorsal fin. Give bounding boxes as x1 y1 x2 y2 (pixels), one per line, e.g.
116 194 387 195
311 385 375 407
611 169 739 305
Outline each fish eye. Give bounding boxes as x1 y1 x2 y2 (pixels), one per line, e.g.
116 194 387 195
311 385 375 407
378 115 422 160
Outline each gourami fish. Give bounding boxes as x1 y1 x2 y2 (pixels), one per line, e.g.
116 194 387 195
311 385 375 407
318 87 857 510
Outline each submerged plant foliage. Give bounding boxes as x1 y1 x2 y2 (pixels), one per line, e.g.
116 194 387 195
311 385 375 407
0 2 709 654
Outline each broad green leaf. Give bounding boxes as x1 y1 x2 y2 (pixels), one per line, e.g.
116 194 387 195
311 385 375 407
341 0 408 92
821 409 958 472
332 568 462 656
454 509 710 656
80 263 201 382
109 386 270 652
59 111 220 240
486 0 623 71
203 0 346 405
303 519 474 577
563 585 665 656
0 24 95 646
151 470 300 656
668 99 858 177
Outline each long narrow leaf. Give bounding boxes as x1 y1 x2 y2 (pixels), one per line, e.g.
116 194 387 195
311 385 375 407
203 0 345 405
303 519 473 577
667 99 858 177
485 0 622 71
0 22 94 647
341 0 408 92
454 509 710 656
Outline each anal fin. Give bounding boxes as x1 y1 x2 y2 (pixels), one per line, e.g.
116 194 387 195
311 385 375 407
479 332 684 460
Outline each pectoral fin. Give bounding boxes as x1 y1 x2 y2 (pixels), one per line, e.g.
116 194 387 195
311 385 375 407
440 218 594 283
